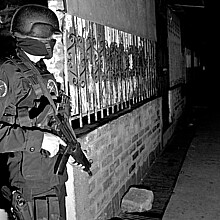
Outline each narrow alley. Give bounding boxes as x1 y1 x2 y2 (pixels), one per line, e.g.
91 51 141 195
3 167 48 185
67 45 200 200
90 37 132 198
163 106 220 220
0 1 213 220
118 106 220 220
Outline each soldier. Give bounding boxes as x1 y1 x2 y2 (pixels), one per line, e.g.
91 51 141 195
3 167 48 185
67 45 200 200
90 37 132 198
0 4 70 220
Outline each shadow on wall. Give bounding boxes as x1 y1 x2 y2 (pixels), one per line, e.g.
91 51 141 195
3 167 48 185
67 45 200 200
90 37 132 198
0 153 10 211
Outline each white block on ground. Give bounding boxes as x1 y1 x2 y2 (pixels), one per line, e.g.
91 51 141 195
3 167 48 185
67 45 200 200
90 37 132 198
121 187 154 213
0 209 8 220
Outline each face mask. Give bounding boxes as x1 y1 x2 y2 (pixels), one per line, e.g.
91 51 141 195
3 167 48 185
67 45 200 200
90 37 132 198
16 38 56 59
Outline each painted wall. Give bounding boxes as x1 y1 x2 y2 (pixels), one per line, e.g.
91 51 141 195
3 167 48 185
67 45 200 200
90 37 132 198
66 0 156 41
163 88 186 147
162 8 186 147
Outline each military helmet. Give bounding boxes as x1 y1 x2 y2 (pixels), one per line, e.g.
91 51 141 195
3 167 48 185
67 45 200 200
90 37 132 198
10 4 61 39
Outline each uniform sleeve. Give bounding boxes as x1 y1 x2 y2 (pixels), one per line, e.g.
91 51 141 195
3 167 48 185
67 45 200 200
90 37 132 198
0 62 44 153
0 63 10 118
0 126 44 153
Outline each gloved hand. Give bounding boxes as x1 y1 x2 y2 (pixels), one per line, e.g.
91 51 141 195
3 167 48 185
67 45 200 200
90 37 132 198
68 156 85 169
41 132 66 158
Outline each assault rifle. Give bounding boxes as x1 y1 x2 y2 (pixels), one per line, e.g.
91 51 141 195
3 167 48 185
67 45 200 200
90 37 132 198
53 113 93 176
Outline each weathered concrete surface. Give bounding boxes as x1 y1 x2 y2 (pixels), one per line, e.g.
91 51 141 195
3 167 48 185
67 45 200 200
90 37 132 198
163 108 220 220
66 0 156 40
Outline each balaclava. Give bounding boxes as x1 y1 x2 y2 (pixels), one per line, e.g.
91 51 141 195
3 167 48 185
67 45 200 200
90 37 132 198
16 37 56 59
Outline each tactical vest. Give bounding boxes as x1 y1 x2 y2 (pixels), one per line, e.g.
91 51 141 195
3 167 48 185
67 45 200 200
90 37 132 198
0 56 59 129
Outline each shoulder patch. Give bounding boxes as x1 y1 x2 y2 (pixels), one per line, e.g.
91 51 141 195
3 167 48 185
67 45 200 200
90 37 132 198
0 80 7 97
47 79 58 96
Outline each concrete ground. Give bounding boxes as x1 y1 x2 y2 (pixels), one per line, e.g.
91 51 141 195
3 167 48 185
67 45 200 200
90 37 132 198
163 107 220 220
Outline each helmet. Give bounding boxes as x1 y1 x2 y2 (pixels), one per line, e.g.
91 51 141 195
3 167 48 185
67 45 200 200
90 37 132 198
10 4 61 39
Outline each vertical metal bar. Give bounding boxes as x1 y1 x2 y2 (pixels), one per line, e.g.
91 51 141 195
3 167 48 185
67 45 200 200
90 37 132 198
73 17 83 127
140 38 144 101
117 29 119 110
153 41 157 96
131 35 135 104
132 35 136 104
151 40 154 96
148 39 151 97
115 29 120 112
124 32 128 108
79 18 85 127
122 32 127 109
103 26 109 116
144 39 147 99
133 35 137 103
85 21 95 122
151 41 154 96
145 39 149 99
150 40 153 96
136 35 139 103
135 35 138 103
138 37 141 101
151 41 155 95
147 39 150 98
152 40 156 96
128 35 132 104
91 22 98 122
111 28 115 114
150 40 153 97
126 33 130 108
84 20 91 125
143 39 146 100
96 24 104 119
119 31 124 110
128 33 132 108
105 26 110 116
101 25 107 116
107 27 112 113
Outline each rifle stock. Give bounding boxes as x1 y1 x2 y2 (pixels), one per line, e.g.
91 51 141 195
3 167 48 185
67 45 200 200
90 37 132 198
54 114 92 176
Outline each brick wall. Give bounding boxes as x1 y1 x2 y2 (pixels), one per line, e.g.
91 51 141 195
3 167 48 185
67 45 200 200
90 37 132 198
68 98 162 220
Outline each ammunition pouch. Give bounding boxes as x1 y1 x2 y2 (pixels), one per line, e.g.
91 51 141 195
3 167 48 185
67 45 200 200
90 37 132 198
33 194 60 220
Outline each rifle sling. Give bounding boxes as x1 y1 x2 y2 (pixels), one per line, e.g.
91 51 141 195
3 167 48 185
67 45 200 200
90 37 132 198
20 57 77 139
21 58 58 115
